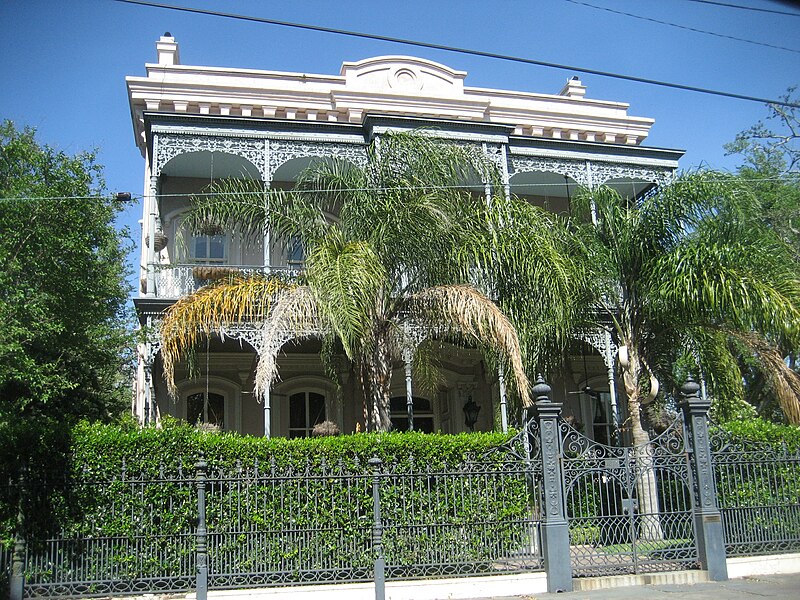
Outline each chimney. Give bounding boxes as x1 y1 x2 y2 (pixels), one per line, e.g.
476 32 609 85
156 32 180 66
559 76 586 99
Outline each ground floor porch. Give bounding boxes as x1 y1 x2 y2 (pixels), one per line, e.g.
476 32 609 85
134 328 624 440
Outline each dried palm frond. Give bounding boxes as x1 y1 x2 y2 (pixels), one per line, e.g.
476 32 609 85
254 285 329 400
160 275 290 398
733 331 800 425
404 284 531 404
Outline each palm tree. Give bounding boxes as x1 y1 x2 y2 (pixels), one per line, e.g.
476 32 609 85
571 172 800 434
564 172 800 539
160 132 535 432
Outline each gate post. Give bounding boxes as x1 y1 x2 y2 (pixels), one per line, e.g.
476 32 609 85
9 519 25 600
9 466 26 600
533 375 573 593
680 376 728 581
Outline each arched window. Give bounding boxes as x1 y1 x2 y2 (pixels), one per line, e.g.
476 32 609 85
289 391 326 438
187 391 225 428
390 396 434 433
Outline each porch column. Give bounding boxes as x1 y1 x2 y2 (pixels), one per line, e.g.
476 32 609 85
263 386 271 438
498 366 509 433
263 180 271 271
680 376 728 581
584 161 598 225
146 174 159 297
403 349 414 431
143 364 153 425
603 330 620 428
533 376 573 592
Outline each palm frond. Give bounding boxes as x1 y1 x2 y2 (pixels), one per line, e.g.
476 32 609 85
186 178 330 249
465 192 598 372
306 229 388 358
650 234 800 343
160 275 290 397
683 328 746 420
733 331 800 425
404 284 531 404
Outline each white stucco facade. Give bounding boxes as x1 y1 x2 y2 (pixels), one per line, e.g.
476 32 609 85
129 34 684 437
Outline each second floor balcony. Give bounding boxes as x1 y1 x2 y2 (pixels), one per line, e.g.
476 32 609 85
150 263 303 299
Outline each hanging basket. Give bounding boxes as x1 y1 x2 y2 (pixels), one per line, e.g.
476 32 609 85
145 231 169 252
196 221 224 236
153 231 168 252
192 266 238 281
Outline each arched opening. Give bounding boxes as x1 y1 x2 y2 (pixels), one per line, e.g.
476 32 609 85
187 391 225 428
509 171 579 215
603 176 656 203
288 391 327 438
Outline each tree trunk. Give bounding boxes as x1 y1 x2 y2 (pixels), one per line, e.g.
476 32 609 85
621 341 663 542
365 331 393 432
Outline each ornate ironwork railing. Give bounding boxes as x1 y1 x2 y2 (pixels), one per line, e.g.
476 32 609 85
152 264 303 298
560 415 699 576
710 427 800 557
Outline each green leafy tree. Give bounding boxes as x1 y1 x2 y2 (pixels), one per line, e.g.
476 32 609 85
160 132 542 431
0 120 132 541
726 86 799 254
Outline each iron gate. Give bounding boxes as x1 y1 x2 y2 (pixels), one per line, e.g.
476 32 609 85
561 415 699 576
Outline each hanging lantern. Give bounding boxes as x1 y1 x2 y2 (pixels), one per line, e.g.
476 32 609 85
463 396 481 431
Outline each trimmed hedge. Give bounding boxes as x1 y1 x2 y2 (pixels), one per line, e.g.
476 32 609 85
71 416 512 475
718 417 800 452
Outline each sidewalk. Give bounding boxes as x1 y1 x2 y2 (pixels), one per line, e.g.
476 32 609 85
467 572 800 599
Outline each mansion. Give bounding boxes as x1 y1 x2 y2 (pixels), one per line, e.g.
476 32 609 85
129 34 683 439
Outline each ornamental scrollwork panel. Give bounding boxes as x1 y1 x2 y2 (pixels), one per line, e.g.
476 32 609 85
575 329 617 371
482 143 508 176
142 316 164 368
154 133 268 180
267 140 368 181
589 162 675 187
219 322 266 353
509 156 589 185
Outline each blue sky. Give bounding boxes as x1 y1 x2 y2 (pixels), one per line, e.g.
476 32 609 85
1 0 798 292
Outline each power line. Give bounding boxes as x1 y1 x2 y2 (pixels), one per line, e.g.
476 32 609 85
680 0 800 17
4 176 796 202
563 0 800 54
0 192 135 202
113 0 800 109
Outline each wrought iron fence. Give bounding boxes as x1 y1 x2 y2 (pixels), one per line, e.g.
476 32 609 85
10 443 544 598
380 442 543 579
7 396 800 598
21 464 196 598
711 427 800 557
204 458 374 589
